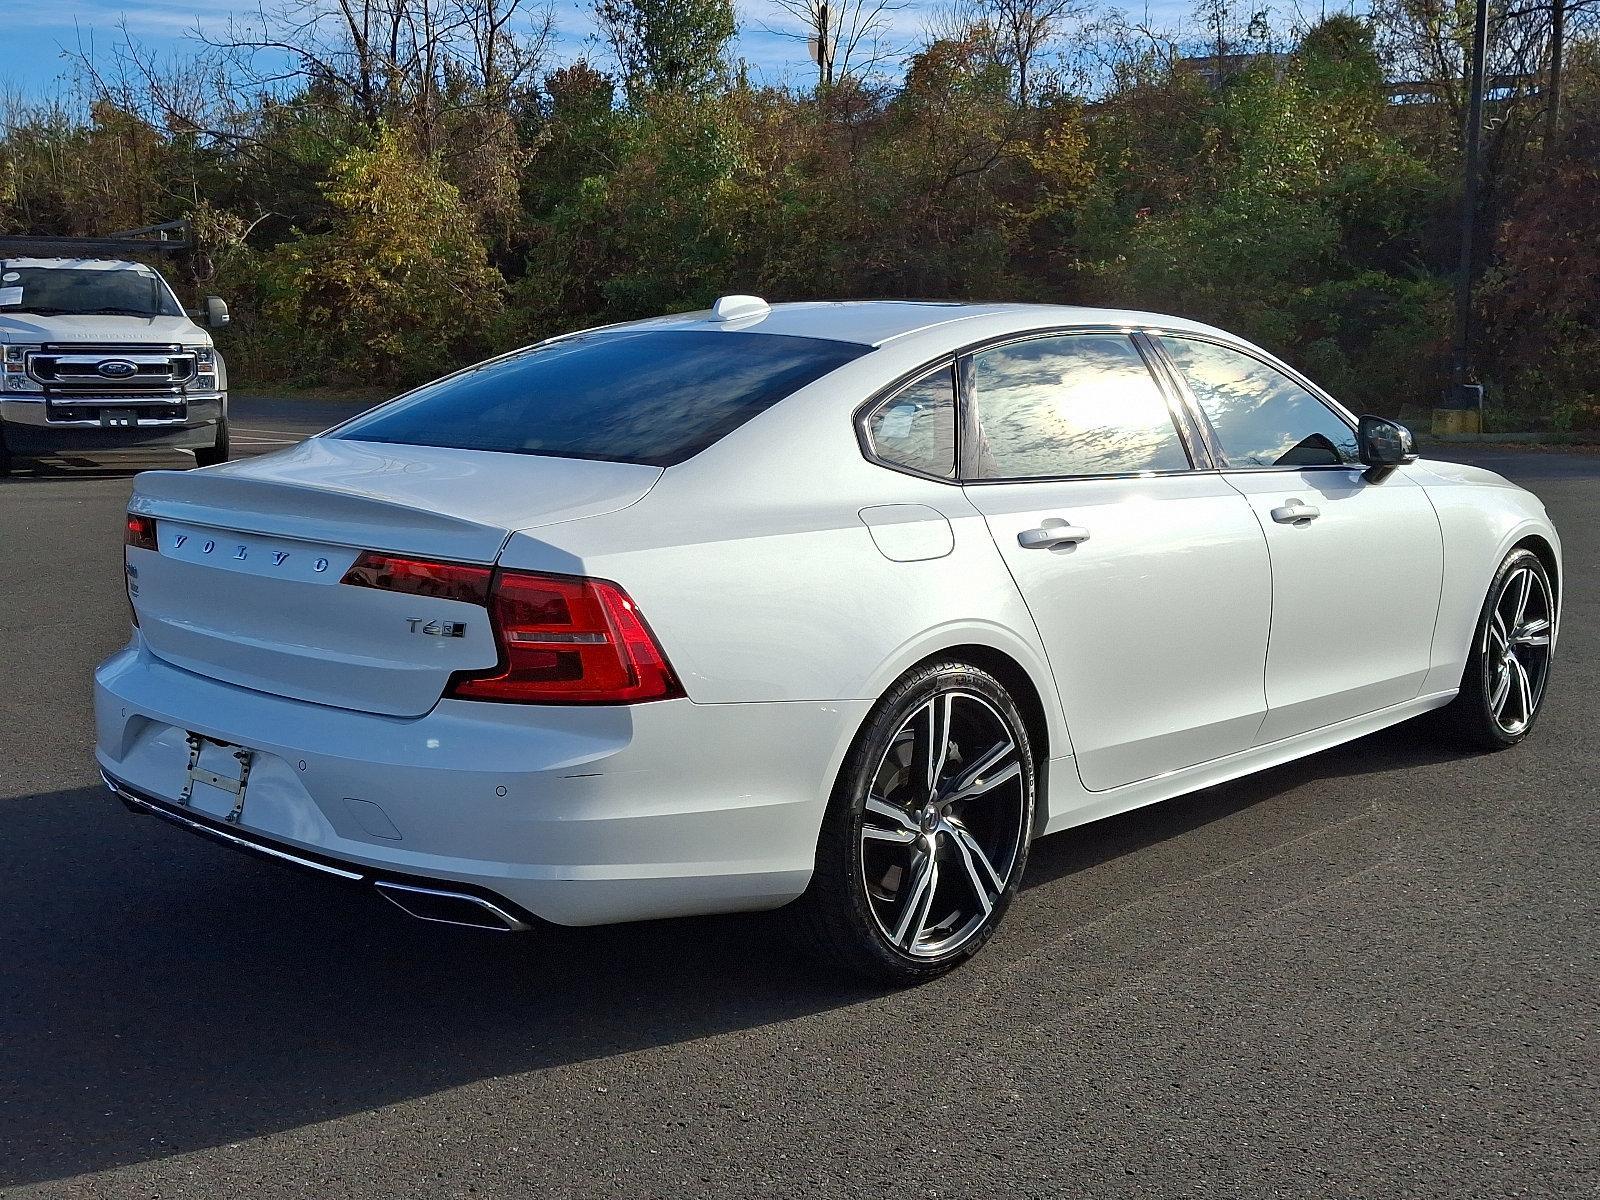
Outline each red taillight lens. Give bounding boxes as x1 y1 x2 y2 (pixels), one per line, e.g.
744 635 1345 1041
125 514 158 551
449 570 683 705
340 551 492 605
123 514 157 627
336 552 682 705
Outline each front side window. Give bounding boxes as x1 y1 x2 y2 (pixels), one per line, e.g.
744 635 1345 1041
1159 337 1357 468
968 333 1190 480
863 364 956 479
334 329 869 468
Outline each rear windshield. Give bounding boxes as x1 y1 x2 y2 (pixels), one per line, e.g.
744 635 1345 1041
332 329 870 467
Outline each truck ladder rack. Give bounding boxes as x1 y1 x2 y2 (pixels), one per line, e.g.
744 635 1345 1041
0 220 192 258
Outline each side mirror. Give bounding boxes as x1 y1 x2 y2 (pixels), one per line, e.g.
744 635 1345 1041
204 296 230 329
1358 415 1417 468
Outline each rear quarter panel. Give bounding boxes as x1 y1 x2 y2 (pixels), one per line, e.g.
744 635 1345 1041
495 343 1071 757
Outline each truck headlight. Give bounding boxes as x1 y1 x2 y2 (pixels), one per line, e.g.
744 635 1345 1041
191 346 215 366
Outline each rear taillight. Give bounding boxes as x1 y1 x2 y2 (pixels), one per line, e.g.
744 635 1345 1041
450 570 683 705
125 513 158 551
336 553 682 705
124 513 157 627
340 551 492 605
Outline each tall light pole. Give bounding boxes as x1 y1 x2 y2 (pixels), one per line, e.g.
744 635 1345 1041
1448 0 1490 427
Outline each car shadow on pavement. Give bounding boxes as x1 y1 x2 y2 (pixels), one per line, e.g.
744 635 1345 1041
1022 718 1474 888
0 457 185 481
0 723 1474 1187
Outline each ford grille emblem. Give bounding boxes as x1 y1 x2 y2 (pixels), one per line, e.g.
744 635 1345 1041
98 360 138 379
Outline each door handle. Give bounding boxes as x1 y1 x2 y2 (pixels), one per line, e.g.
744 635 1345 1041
1270 500 1321 525
1018 519 1091 550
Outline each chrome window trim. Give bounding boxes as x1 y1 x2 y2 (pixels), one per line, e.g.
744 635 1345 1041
852 321 1360 485
854 324 1215 486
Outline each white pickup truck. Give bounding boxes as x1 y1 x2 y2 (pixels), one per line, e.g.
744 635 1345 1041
0 257 229 474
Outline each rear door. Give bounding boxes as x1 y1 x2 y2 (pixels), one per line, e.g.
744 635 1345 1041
961 331 1273 792
1154 334 1444 743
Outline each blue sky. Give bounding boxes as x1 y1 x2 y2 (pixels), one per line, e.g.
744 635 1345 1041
0 0 1204 101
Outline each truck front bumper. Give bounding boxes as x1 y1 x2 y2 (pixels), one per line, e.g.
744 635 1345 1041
1 393 223 453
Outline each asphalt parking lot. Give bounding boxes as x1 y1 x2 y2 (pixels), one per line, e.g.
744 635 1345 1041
1 402 1595 1198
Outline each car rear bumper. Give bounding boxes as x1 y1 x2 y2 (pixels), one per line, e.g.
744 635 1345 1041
94 639 866 927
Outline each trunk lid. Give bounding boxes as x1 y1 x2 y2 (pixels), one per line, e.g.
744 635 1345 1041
127 438 661 717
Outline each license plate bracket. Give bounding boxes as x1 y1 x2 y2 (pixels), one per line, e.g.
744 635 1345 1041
100 410 138 427
178 733 255 824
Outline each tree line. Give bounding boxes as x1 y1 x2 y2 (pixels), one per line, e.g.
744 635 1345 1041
1 0 1595 430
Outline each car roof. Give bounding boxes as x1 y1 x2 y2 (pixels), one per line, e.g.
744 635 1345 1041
0 257 154 272
614 299 1236 348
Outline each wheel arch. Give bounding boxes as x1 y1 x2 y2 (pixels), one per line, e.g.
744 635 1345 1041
1493 521 1563 649
1511 532 1560 610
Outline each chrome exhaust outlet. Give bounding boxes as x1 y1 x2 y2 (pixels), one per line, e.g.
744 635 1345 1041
374 881 530 932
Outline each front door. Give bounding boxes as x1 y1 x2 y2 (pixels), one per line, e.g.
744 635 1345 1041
1155 335 1445 743
962 331 1273 793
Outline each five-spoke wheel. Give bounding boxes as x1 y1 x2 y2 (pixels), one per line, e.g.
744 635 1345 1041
1440 547 1556 750
1482 561 1553 735
795 660 1035 983
860 691 1027 958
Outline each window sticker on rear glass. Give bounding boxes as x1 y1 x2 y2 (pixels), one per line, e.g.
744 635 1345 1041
1 271 19 281
0 286 23 306
876 404 917 440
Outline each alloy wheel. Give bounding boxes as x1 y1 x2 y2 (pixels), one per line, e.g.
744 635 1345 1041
1483 563 1553 735
859 690 1028 958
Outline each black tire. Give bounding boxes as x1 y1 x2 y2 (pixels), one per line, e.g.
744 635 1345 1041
0 421 12 478
1436 547 1555 751
792 659 1037 984
193 420 230 467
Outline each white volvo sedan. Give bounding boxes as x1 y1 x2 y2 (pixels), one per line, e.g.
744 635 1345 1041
97 298 1560 981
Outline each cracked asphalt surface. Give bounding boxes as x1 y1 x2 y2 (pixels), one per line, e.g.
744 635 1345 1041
1 402 1595 1197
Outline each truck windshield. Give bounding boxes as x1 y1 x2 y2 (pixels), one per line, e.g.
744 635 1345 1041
0 267 182 317
332 329 870 467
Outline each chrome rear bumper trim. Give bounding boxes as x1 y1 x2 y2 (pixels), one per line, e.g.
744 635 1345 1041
103 771 363 880
101 770 532 931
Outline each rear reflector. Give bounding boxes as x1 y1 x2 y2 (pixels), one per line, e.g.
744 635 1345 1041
336 553 682 705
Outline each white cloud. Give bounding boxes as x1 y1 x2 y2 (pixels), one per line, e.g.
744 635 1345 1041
0 1 221 36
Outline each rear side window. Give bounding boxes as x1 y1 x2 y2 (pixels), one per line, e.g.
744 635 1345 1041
1159 336 1357 468
863 364 957 479
333 330 868 467
969 333 1190 479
